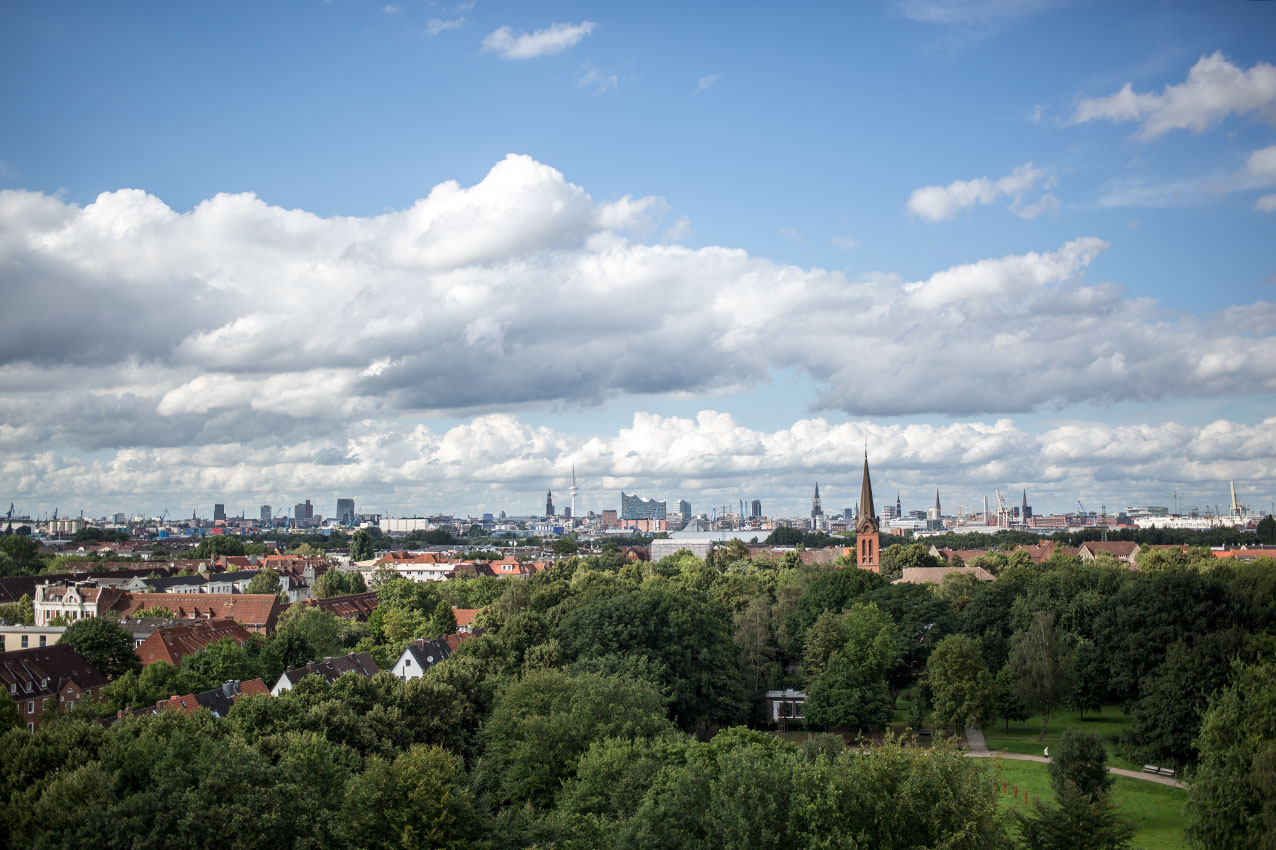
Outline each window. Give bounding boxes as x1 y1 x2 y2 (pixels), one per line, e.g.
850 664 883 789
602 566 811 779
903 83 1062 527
39 636 47 646
20 635 28 648
27 701 34 713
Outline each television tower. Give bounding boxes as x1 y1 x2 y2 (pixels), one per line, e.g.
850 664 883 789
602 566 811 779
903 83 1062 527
570 465 578 520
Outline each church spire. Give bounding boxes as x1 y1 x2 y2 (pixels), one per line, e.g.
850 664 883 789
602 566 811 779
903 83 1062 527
857 449 876 531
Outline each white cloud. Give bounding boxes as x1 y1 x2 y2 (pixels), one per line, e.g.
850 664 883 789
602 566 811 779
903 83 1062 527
427 17 466 36
896 0 1062 25
831 235 859 250
1096 144 1276 210
1 153 1273 504
1071 52 1276 138
1256 194 1276 213
576 65 618 94
8 411 1275 519
907 162 1054 221
694 73 722 95
481 21 594 59
383 4 402 15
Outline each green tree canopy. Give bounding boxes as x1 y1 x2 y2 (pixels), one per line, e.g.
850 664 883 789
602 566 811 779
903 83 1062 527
1006 611 1076 740
191 536 246 558
1187 660 1276 850
348 529 375 562
924 633 996 731
60 617 141 678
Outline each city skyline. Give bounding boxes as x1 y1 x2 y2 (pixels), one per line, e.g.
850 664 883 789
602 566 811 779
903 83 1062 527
1 3 1274 520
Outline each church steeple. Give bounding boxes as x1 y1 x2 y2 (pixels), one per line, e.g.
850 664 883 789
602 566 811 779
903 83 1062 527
857 450 876 532
855 447 881 573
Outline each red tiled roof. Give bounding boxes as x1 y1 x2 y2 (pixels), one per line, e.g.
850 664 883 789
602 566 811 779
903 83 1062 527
136 619 252 667
113 592 283 633
452 608 478 628
0 644 109 699
308 592 379 621
238 678 269 697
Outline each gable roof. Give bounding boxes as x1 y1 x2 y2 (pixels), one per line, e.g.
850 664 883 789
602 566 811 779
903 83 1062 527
136 619 252 667
307 592 379 620
452 608 479 629
276 652 380 690
112 593 283 632
401 637 452 670
0 644 109 698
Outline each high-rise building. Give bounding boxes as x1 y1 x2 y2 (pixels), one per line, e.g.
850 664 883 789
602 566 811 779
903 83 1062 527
751 499 762 519
621 492 666 520
336 498 356 525
260 505 272 523
213 504 226 522
678 500 692 522
545 490 554 517
295 500 313 521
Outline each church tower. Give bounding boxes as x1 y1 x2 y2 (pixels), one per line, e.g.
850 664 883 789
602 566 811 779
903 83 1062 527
811 482 823 528
855 450 880 573
545 489 554 518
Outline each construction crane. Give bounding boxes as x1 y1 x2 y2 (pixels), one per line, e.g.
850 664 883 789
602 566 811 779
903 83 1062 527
994 488 1011 529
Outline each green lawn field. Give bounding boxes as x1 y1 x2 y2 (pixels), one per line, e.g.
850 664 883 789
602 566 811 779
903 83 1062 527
981 705 1148 771
988 758 1189 850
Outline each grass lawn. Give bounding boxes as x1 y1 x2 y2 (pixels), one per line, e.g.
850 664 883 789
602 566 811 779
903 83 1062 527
989 758 1189 850
981 705 1145 771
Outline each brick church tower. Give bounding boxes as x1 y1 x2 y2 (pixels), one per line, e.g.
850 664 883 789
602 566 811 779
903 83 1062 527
855 449 880 573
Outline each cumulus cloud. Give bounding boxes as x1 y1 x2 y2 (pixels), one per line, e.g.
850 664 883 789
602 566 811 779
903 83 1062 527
1071 52 1276 138
1 153 1274 493
7 411 1274 519
576 65 618 94
1256 194 1276 213
481 21 594 59
907 163 1055 221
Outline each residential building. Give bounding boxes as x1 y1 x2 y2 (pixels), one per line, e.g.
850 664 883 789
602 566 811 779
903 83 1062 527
271 652 380 695
0 644 108 732
390 637 454 680
0 625 65 653
307 592 379 621
135 619 252 667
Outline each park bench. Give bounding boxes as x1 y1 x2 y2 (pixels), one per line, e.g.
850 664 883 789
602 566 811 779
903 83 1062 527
1142 764 1177 778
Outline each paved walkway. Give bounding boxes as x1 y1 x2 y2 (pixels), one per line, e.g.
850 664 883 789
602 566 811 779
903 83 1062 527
962 727 1189 790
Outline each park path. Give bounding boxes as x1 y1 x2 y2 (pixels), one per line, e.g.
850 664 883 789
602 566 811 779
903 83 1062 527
962 727 1190 790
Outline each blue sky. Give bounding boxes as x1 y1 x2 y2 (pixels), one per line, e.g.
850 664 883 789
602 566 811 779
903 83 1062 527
1 1 1274 520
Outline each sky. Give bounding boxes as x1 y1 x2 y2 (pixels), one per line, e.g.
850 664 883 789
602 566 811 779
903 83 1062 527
1 0 1274 522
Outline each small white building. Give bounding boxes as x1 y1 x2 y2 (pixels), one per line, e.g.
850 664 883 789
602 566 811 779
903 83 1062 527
390 637 453 681
764 689 807 723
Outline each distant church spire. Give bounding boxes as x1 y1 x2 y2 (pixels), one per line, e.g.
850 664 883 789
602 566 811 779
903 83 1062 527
935 488 941 513
812 482 823 521
546 489 554 518
855 447 880 572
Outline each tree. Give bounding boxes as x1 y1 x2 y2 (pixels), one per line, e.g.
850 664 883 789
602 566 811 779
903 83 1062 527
1014 728 1132 850
1256 515 1276 545
993 667 1027 731
339 745 487 850
878 542 944 583
1071 638 1105 719
246 567 284 598
60 617 141 678
313 569 367 599
733 595 777 721
1006 611 1076 740
558 587 745 728
1187 660 1276 849
348 529 375 562
191 536 246 558
801 610 844 683
472 669 673 808
924 634 995 732
0 535 41 575
1050 729 1113 802
130 605 175 619
803 603 894 730
0 593 34 625
0 696 19 733
553 536 579 556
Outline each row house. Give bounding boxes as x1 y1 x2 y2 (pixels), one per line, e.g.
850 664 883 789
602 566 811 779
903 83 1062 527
32 581 126 626
0 624 65 653
32 582 284 635
135 619 253 667
0 645 108 732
